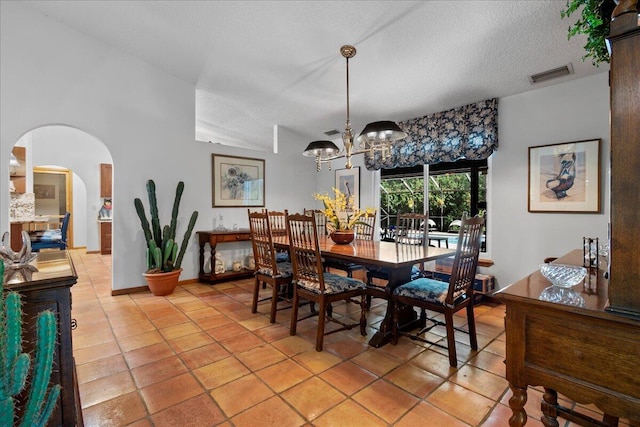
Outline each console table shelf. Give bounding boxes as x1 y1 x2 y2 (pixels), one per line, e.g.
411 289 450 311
196 229 254 284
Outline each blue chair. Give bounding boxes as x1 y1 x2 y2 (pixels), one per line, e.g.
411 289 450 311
31 212 70 252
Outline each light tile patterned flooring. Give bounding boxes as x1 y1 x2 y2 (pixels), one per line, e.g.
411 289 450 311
70 250 633 426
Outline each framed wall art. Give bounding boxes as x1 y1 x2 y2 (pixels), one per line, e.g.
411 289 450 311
528 139 601 213
212 154 265 207
335 167 360 211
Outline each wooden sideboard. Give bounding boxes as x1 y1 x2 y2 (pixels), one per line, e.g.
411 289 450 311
498 250 640 426
6 250 82 427
196 229 254 284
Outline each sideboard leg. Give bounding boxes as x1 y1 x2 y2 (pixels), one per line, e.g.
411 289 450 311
508 384 528 427
541 387 560 427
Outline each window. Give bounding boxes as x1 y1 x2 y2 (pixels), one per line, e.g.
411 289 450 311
379 159 487 251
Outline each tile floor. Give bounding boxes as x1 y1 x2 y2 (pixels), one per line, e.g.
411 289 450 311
70 250 634 426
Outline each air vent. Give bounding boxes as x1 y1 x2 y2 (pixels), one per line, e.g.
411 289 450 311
528 63 574 84
324 129 340 136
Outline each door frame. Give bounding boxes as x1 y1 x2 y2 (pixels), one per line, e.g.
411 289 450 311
33 166 73 248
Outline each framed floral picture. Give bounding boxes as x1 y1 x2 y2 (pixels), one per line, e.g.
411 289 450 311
528 139 600 213
335 167 360 211
212 154 265 207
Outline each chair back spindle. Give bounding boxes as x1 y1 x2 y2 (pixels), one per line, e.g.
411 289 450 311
446 212 484 305
287 213 326 292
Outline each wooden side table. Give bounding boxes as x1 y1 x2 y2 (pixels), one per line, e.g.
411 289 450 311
196 229 253 284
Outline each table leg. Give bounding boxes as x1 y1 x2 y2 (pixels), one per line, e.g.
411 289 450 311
198 242 206 277
508 384 528 427
368 265 416 348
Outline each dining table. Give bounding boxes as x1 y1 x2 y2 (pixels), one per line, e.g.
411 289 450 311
273 235 455 347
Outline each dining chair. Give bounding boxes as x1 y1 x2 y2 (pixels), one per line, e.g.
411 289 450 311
248 210 294 323
304 209 327 236
266 209 290 262
391 212 484 367
324 210 376 278
30 212 70 252
286 212 367 351
365 213 429 307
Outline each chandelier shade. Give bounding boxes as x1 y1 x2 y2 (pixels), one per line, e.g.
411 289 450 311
356 121 407 146
303 140 340 158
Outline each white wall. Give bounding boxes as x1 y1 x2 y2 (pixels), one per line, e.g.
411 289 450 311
0 2 316 291
488 72 610 288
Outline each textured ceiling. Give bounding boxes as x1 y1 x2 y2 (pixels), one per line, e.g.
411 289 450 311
23 1 607 152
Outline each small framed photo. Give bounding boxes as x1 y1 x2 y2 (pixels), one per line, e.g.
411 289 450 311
212 154 265 207
335 167 360 211
528 139 601 213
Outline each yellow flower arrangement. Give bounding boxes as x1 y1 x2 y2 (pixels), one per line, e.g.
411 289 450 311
313 188 376 233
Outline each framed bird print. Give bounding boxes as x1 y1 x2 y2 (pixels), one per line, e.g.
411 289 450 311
528 139 601 213
335 167 360 211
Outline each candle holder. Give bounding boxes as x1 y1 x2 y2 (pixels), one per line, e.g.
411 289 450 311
583 237 599 269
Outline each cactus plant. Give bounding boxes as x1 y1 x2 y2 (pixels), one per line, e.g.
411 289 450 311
0 261 61 427
134 179 199 273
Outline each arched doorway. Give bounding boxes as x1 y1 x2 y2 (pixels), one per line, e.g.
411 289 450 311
8 125 113 263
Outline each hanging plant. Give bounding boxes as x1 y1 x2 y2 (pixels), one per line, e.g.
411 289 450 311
560 0 617 66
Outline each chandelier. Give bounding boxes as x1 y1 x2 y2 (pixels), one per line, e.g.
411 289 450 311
303 45 406 171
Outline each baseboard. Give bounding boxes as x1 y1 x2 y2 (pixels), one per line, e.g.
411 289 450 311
110 277 200 296
111 286 149 296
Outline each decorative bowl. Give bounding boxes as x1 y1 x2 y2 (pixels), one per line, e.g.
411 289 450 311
539 264 587 288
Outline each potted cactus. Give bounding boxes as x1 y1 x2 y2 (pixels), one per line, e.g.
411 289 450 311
134 180 198 296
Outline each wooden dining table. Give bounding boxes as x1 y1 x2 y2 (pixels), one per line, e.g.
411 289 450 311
273 235 455 347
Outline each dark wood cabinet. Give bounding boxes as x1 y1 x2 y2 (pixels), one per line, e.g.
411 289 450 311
100 221 112 255
7 251 82 427
100 163 112 198
607 2 640 316
196 230 253 283
10 146 26 194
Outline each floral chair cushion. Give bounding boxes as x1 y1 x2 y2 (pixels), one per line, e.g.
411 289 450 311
393 277 464 305
275 252 290 263
296 272 366 294
257 261 292 278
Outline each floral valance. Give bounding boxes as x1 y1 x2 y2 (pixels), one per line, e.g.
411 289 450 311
364 98 498 170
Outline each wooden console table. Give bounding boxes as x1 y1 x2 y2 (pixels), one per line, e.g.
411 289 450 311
6 250 83 427
196 229 254 284
497 250 640 427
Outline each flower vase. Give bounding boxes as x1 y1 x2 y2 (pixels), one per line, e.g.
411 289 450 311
330 230 355 244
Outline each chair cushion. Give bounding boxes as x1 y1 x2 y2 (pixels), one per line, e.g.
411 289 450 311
257 261 292 278
31 229 62 242
324 259 363 272
275 252 290 263
393 277 459 305
297 272 366 294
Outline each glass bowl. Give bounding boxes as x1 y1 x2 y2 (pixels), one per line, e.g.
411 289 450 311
539 264 587 288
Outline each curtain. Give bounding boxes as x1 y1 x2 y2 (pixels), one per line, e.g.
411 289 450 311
364 98 498 171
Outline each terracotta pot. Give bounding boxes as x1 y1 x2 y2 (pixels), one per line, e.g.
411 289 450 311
330 230 355 244
143 268 182 296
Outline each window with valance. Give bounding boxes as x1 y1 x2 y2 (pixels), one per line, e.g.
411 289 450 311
365 98 498 171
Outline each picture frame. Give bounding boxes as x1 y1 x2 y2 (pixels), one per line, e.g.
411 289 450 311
34 184 56 200
212 154 265 207
528 139 600 213
335 167 360 211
